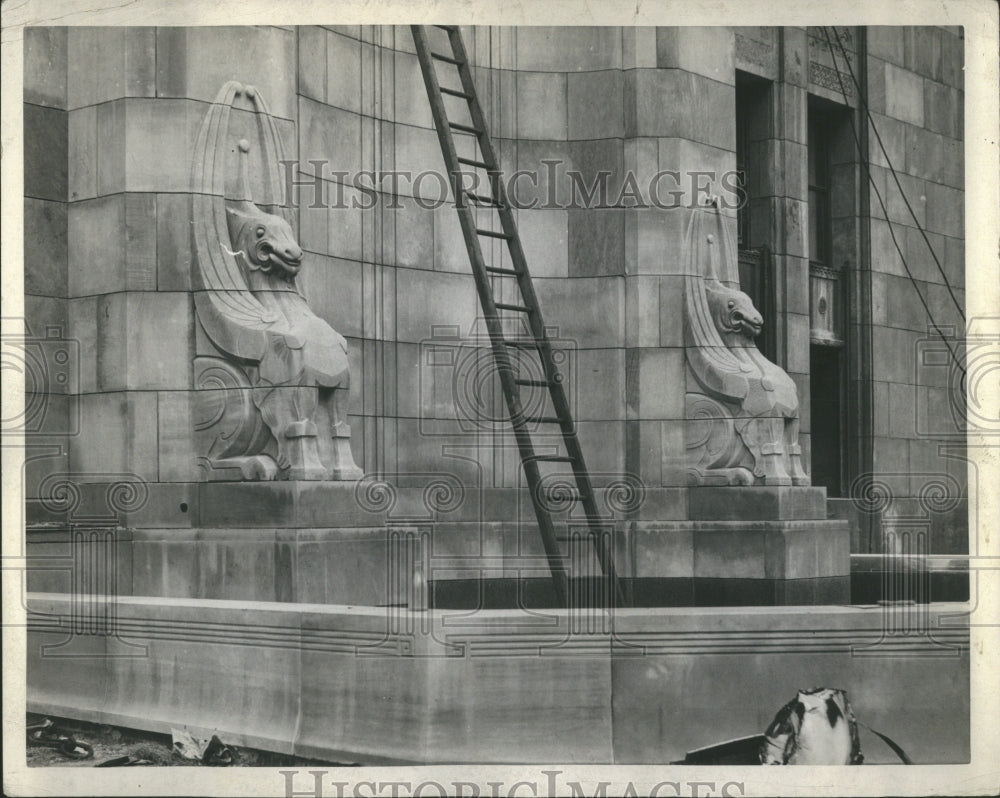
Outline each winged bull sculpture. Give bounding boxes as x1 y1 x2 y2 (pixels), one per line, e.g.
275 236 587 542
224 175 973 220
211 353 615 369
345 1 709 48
683 199 810 487
190 81 361 481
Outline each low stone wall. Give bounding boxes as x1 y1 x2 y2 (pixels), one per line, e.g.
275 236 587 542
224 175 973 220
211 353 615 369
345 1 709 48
27 594 969 764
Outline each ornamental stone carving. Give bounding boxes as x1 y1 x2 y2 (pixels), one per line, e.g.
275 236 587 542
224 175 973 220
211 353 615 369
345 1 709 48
683 200 810 487
190 81 362 481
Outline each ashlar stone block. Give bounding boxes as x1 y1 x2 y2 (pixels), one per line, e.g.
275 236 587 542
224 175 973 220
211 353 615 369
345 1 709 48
625 276 660 348
24 103 67 202
516 72 567 140
628 70 735 150
574 348 626 421
24 26 68 109
298 253 364 339
68 194 157 297
68 105 97 201
533 276 624 349
395 267 478 344
904 27 942 81
635 348 685 420
514 27 622 72
924 181 964 238
326 30 364 115
156 27 296 120
68 27 152 109
867 27 905 67
97 292 192 391
69 391 159 480
885 63 925 127
567 71 624 140
655 27 736 85
24 198 67 298
518 209 569 278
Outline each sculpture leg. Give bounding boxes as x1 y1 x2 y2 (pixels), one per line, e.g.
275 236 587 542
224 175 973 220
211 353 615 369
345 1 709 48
785 415 811 486
320 383 363 481
756 417 792 486
254 384 328 480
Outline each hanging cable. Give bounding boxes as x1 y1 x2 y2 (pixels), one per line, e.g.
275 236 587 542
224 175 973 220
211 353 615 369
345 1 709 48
820 26 966 381
829 26 965 322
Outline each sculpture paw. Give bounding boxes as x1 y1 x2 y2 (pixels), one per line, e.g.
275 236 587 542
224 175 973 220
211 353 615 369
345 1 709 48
245 456 279 481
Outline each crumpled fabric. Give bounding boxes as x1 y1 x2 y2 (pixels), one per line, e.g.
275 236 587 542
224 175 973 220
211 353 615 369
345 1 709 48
760 687 864 765
171 728 235 765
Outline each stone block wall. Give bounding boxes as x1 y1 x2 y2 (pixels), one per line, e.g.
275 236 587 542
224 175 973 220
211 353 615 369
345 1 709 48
293 26 692 493
23 26 70 496
25 27 300 490
865 28 966 447
863 27 966 550
23 26 966 544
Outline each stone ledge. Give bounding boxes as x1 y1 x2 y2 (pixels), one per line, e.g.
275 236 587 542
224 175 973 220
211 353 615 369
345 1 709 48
28 482 833 530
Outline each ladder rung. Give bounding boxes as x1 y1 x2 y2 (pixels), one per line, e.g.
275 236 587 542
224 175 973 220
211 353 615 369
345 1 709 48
457 156 492 170
514 378 550 387
431 52 463 65
503 340 538 349
495 302 531 313
440 86 474 100
485 266 520 276
529 454 576 463
467 192 500 206
477 228 509 239
522 416 564 425
449 122 482 135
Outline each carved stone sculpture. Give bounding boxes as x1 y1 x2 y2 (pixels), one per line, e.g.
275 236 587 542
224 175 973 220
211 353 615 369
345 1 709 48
683 199 810 487
191 81 362 481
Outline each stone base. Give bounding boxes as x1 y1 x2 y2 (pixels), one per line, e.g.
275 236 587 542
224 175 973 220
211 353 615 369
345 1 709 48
26 518 851 608
616 517 851 605
686 486 828 520
26 481 849 607
26 593 970 764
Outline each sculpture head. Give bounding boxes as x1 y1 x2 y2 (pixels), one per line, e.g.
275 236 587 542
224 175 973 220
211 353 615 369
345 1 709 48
226 202 303 279
705 282 764 340
223 136 303 280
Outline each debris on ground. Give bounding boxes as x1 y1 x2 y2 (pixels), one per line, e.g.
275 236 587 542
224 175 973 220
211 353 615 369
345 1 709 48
27 717 93 761
171 728 235 765
25 714 347 767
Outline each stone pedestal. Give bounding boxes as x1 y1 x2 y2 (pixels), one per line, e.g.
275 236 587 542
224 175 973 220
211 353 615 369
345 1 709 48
27 480 849 608
619 486 850 606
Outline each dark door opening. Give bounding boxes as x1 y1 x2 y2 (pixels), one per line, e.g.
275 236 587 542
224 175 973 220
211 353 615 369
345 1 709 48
809 344 842 496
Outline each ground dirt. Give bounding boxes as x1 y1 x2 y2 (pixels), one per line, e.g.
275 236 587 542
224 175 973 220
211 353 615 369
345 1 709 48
26 714 349 767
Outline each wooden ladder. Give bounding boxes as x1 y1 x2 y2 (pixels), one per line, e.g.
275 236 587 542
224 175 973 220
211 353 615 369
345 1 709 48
411 24 624 608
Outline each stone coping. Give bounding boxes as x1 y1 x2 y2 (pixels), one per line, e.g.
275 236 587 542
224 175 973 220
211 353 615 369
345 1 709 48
27 591 971 624
25 481 837 530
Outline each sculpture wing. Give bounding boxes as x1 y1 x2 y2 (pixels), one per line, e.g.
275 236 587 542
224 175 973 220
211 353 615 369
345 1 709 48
191 81 286 362
246 86 295 227
683 203 751 401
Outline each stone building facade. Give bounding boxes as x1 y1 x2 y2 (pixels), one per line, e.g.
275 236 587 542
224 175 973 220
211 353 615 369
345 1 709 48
19 24 972 765
24 24 966 550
